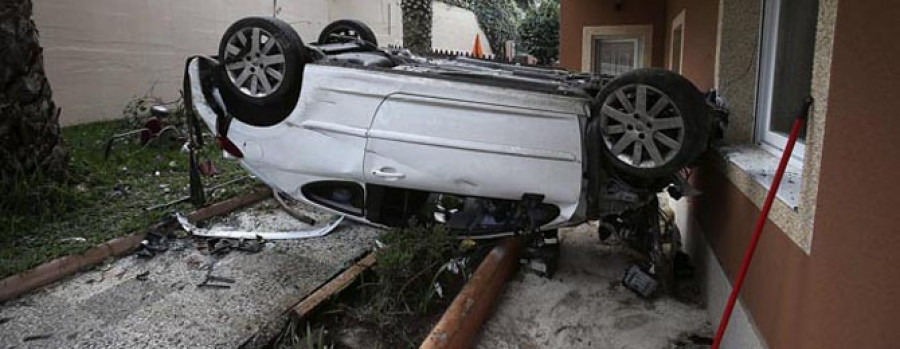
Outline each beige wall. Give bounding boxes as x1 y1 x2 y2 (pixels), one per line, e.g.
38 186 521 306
34 0 401 126
431 2 493 55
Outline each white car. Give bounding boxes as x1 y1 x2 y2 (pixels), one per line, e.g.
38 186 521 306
184 17 718 241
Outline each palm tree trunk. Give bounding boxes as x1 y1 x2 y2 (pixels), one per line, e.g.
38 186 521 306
0 0 67 183
401 0 433 53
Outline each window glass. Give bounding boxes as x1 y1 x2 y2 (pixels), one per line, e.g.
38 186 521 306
758 0 818 150
592 38 639 76
769 0 817 141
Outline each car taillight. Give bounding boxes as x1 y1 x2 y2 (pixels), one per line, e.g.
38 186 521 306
216 135 244 158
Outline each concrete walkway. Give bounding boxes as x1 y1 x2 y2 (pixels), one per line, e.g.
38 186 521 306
0 200 380 349
477 224 711 349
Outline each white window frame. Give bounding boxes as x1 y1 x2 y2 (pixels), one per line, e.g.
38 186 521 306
669 10 686 73
756 0 806 161
581 25 653 73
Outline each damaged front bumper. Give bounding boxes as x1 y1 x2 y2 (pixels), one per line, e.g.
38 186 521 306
175 212 345 240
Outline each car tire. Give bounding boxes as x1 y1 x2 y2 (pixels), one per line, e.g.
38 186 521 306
591 69 710 180
317 19 378 46
216 17 311 127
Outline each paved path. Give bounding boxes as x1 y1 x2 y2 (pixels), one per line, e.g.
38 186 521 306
477 224 711 349
0 200 380 349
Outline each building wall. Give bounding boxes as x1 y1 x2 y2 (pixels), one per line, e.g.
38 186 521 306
663 0 718 91
711 0 760 144
687 0 900 347
559 0 667 70
33 0 401 126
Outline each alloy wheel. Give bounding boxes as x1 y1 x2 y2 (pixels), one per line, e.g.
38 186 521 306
223 27 286 98
599 84 686 168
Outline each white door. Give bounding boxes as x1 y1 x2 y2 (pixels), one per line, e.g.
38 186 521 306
363 93 584 208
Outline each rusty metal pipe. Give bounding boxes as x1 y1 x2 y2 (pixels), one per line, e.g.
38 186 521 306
420 237 523 349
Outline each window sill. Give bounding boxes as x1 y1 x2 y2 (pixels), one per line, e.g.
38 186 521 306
712 145 812 254
718 145 802 208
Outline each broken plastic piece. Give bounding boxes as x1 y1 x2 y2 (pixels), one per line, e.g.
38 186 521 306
623 264 658 298
175 212 344 240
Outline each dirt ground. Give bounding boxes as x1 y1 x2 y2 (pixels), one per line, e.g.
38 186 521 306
476 223 711 349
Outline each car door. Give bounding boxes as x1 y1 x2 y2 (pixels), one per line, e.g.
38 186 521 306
363 91 586 209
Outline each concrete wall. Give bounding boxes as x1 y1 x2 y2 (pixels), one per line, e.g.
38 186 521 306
325 0 402 46
33 0 401 126
559 0 667 70
681 0 900 347
432 2 493 55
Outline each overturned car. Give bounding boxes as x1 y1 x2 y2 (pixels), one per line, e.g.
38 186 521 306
184 17 723 288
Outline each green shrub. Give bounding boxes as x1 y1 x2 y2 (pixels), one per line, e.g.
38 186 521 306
347 222 478 347
519 0 560 64
401 0 433 53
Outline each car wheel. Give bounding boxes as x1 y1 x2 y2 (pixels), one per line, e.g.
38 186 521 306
592 69 710 179
317 19 378 46
216 17 311 127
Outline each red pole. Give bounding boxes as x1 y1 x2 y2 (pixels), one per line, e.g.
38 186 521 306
711 97 812 349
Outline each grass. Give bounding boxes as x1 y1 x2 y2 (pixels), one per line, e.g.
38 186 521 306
0 115 255 279
268 223 488 348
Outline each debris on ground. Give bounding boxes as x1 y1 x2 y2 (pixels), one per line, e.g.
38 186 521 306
1 120 255 279
202 237 264 255
520 230 561 278
105 98 185 160
197 272 236 289
134 271 150 281
0 199 381 348
198 159 218 177
174 189 340 241
143 175 253 211
135 217 179 258
22 333 53 342
623 264 659 298
273 190 316 225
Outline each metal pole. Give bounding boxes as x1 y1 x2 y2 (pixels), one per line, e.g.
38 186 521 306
420 237 523 349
